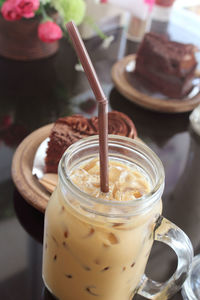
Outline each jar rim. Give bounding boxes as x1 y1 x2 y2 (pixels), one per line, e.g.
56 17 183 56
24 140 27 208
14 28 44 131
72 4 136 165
58 135 165 213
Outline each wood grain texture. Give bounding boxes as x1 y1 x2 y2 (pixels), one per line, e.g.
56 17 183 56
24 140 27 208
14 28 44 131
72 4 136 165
111 54 200 113
39 173 58 194
11 124 53 213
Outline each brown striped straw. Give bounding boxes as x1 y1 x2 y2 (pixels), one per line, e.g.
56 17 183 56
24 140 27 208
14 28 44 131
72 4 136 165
66 21 109 193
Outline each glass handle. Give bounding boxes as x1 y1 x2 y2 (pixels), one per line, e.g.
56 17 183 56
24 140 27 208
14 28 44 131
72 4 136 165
138 216 193 299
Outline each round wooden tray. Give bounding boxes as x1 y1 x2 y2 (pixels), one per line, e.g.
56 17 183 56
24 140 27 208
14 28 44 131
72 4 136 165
11 124 143 213
111 54 200 113
12 124 53 213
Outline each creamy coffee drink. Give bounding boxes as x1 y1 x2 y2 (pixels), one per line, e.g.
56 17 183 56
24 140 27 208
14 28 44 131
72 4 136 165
42 158 162 300
70 158 150 201
42 136 193 300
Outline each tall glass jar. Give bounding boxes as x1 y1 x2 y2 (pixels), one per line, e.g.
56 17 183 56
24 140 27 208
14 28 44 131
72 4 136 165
42 135 193 300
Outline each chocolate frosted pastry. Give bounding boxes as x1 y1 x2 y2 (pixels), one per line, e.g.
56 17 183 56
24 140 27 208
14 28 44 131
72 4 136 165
91 111 136 138
45 111 137 173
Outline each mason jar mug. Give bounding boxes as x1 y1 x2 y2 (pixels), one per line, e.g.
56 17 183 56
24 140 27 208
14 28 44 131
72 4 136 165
42 135 193 300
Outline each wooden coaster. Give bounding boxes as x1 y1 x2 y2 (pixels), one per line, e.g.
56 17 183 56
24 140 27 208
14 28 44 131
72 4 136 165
11 124 53 213
111 54 200 113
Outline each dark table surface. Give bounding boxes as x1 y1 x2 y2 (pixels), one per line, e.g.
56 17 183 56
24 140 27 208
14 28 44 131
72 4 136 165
0 7 200 300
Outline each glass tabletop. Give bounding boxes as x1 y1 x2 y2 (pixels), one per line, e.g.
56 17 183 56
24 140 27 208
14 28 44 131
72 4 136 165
0 6 200 300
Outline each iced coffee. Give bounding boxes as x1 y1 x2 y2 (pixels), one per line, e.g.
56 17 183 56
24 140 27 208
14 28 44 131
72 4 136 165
42 136 192 300
43 149 162 299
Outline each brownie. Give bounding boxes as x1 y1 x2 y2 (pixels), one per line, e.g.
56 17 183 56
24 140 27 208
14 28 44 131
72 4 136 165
134 33 197 98
45 111 137 173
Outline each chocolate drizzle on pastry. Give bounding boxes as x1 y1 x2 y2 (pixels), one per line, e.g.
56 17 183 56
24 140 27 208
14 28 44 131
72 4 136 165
45 111 137 173
91 111 136 138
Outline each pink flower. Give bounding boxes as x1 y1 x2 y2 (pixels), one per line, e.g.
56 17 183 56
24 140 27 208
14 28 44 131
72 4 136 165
1 0 40 21
1 0 21 21
38 21 63 43
17 0 40 18
144 0 155 11
144 0 155 4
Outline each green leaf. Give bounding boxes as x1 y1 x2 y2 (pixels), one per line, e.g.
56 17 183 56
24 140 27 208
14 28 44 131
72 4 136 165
0 0 5 8
40 0 51 4
35 6 43 16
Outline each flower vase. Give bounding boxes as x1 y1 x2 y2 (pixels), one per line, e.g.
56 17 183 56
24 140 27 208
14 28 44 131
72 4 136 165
0 15 59 61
